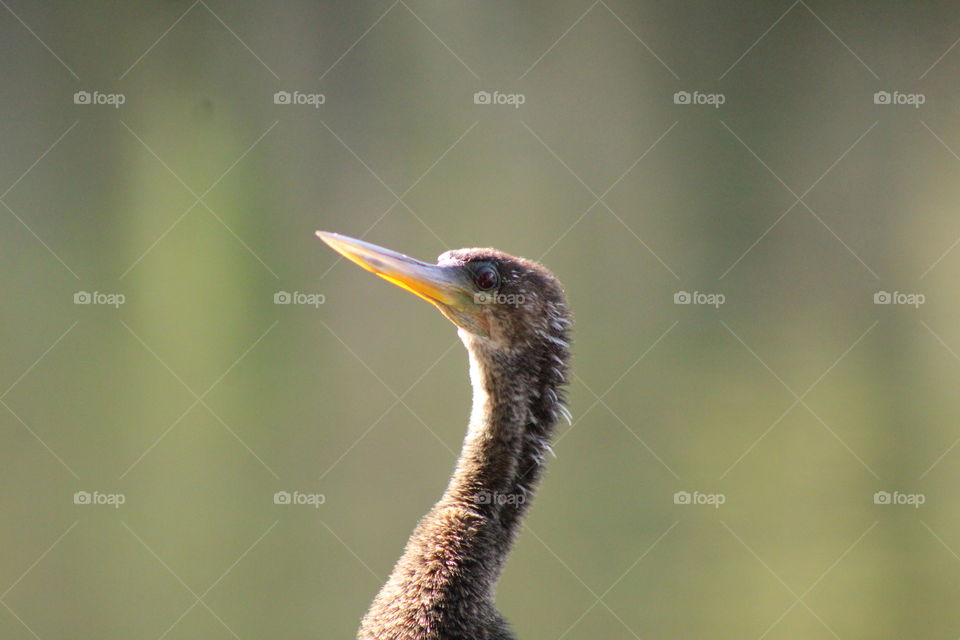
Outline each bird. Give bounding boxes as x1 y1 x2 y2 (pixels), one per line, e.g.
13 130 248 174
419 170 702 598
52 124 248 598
317 231 572 640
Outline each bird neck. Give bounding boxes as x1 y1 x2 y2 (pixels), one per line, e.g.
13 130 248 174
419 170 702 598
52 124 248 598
449 336 558 511
432 329 569 587
359 326 569 639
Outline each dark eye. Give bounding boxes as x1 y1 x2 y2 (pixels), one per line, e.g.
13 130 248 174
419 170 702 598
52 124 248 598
474 265 499 290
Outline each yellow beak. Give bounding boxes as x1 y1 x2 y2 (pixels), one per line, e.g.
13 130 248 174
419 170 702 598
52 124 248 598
316 231 465 308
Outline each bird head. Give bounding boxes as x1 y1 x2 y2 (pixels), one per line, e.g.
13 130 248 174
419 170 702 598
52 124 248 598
316 232 570 352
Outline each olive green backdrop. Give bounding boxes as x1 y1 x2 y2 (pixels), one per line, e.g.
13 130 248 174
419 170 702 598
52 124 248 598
3 1 960 638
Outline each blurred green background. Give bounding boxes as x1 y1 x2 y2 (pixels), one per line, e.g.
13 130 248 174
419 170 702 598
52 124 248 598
3 1 960 638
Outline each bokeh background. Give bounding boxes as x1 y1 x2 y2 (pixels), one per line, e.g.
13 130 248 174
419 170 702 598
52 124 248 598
3 1 960 638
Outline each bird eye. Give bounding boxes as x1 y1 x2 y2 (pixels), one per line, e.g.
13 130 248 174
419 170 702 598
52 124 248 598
474 265 499 290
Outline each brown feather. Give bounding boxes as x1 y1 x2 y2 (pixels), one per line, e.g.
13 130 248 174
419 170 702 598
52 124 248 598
358 249 572 640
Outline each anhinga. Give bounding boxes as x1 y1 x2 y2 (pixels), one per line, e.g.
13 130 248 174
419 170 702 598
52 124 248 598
317 232 572 640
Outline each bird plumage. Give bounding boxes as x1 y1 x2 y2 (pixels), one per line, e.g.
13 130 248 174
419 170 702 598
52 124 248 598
317 234 571 640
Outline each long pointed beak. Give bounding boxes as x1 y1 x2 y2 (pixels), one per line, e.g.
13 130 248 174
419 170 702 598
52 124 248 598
316 231 465 308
